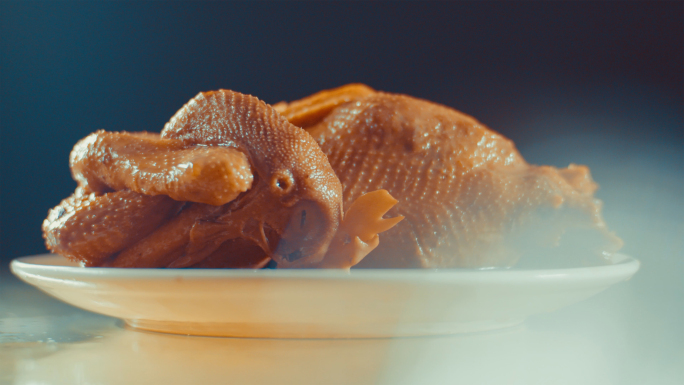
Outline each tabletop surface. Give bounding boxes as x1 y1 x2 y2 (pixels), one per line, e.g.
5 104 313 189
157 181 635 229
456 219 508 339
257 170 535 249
1 266 682 385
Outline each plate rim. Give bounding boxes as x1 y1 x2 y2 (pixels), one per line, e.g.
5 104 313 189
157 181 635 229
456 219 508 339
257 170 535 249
10 253 640 284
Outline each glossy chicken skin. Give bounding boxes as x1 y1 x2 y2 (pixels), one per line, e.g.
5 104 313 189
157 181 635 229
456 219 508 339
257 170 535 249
101 90 344 268
70 131 254 206
43 90 376 267
276 85 622 268
45 127 260 267
44 89 401 269
43 190 183 267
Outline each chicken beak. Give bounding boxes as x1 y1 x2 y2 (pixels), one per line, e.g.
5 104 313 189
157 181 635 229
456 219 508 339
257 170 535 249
271 199 340 268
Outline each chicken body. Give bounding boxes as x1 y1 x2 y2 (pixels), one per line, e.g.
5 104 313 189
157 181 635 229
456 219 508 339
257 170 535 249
277 86 622 268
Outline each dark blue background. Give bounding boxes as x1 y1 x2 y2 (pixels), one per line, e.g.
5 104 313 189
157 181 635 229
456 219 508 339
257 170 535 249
1 1 682 265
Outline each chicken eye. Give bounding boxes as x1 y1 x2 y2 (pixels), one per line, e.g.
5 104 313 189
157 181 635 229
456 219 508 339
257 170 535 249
271 170 294 194
276 178 290 190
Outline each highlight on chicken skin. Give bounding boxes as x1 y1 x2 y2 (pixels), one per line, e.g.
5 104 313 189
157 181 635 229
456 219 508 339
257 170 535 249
43 89 402 269
275 84 623 268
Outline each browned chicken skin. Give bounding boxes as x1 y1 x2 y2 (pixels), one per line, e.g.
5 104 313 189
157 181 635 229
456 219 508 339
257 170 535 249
43 89 401 269
70 131 254 206
43 190 183 267
276 85 622 268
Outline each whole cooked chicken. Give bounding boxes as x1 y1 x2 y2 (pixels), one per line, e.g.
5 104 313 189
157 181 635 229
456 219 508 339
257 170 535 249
275 84 622 268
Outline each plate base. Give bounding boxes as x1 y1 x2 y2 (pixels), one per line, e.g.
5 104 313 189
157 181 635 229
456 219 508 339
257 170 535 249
124 318 526 338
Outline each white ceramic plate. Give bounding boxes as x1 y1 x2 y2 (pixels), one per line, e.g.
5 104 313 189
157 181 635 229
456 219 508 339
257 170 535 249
10 253 639 338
